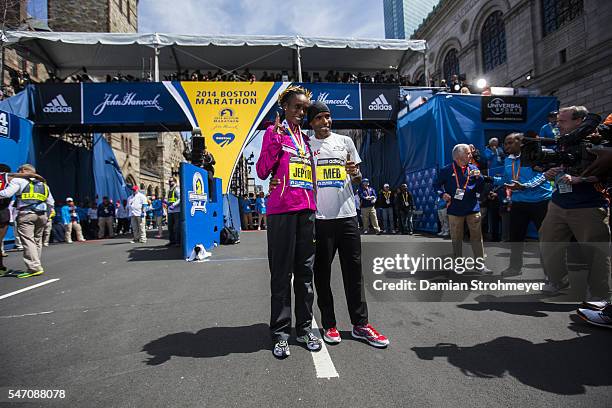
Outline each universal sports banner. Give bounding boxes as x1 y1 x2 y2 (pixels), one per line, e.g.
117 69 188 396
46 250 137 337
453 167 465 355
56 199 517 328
169 81 289 193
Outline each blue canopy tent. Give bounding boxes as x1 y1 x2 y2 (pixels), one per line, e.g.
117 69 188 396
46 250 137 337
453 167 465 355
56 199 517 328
397 93 558 232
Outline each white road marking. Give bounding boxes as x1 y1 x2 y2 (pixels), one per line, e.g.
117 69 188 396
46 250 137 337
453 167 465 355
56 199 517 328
311 317 339 379
0 279 60 300
0 310 54 319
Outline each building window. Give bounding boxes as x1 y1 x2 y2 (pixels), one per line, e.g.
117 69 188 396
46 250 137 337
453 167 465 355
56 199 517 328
481 11 507 72
129 139 133 155
542 0 583 36
442 49 460 83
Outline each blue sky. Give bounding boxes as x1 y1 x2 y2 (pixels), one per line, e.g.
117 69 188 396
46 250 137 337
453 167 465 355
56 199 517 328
139 1 385 190
138 0 384 38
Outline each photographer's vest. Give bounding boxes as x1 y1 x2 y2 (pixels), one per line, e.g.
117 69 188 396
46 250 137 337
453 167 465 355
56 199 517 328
16 180 49 212
168 188 178 204
0 173 10 210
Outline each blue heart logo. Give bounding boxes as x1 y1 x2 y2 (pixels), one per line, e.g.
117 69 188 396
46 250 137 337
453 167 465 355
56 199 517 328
212 132 235 147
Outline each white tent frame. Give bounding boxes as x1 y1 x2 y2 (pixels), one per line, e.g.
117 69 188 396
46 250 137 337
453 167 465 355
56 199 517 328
4 31 427 82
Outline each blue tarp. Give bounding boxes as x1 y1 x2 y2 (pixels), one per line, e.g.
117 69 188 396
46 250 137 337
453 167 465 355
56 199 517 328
93 133 131 203
0 89 31 118
398 93 559 172
0 110 35 244
358 128 405 190
397 93 558 232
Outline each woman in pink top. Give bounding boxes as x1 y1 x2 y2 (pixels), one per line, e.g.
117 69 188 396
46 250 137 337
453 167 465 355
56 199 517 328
256 85 322 358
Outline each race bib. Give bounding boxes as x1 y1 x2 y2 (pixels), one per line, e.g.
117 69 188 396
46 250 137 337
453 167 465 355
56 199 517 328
454 189 465 200
289 156 313 190
316 158 346 188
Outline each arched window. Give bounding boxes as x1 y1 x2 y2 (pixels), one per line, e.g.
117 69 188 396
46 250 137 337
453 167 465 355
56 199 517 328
416 73 425 86
481 11 507 72
442 49 460 83
128 139 133 155
542 0 583 36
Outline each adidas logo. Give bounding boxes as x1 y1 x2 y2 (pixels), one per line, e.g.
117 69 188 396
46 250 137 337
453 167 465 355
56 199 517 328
368 94 393 111
43 94 73 113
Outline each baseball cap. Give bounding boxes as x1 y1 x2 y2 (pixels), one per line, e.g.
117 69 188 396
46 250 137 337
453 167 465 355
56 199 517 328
383 183 390 188
362 178 369 183
66 197 73 202
132 186 139 191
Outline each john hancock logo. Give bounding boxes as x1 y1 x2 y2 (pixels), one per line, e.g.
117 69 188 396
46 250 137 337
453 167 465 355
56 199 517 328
315 92 353 110
93 92 164 116
188 172 208 216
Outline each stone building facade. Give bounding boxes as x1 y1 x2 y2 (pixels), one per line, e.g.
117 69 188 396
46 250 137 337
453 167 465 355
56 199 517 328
139 132 185 198
47 0 137 33
4 1 186 193
403 0 612 116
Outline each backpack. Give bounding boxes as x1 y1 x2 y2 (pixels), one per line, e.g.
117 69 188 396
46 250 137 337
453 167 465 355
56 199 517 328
220 226 240 245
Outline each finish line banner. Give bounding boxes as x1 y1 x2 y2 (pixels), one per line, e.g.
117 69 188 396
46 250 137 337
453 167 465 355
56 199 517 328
170 82 287 193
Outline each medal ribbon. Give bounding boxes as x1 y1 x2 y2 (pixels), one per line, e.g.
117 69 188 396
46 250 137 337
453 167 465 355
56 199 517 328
452 163 470 190
282 119 306 158
511 159 521 181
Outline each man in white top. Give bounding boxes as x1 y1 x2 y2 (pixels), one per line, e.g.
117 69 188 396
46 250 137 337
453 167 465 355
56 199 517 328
127 186 148 243
306 102 389 348
0 164 54 278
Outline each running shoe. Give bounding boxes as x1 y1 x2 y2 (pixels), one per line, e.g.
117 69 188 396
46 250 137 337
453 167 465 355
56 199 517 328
580 300 610 311
272 340 290 359
352 324 390 348
0 266 9 277
296 332 322 352
17 270 44 279
577 308 612 329
542 279 570 294
323 328 341 344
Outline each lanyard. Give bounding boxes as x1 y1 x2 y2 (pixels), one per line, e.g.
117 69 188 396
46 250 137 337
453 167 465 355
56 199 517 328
383 191 391 200
282 119 306 157
511 158 521 181
452 163 470 190
402 192 409 203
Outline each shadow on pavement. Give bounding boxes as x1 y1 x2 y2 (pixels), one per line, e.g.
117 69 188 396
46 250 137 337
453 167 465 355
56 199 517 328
142 323 270 365
127 245 182 261
457 294 577 317
411 315 612 395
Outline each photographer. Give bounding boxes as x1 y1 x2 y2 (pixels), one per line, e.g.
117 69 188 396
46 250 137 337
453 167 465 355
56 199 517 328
434 144 490 274
539 106 610 300
493 133 553 277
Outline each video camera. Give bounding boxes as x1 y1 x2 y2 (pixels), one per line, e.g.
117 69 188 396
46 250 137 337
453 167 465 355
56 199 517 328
521 113 612 175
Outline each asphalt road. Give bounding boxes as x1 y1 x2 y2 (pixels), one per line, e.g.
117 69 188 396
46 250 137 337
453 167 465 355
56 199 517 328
0 231 610 408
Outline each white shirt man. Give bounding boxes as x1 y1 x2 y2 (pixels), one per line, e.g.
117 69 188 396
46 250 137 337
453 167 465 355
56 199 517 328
127 188 148 243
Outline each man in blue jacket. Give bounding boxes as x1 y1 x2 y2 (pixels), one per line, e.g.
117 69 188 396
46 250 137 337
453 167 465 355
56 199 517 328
61 197 85 243
358 179 381 234
493 133 553 277
434 144 489 273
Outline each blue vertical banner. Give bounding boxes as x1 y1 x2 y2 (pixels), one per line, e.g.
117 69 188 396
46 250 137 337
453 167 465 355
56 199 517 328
179 162 223 258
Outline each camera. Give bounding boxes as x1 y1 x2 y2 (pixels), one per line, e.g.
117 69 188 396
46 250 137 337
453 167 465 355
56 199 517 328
521 113 611 175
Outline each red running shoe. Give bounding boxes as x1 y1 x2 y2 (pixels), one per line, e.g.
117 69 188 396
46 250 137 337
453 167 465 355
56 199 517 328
352 324 389 348
323 328 341 344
